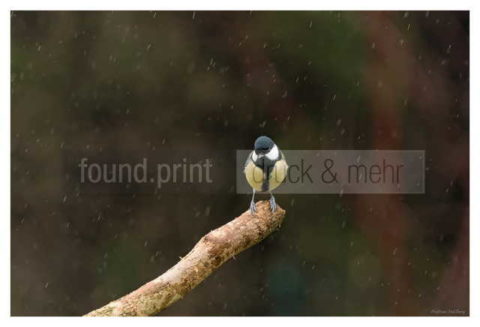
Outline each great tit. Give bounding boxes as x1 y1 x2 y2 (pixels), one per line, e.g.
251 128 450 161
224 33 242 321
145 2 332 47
244 136 288 213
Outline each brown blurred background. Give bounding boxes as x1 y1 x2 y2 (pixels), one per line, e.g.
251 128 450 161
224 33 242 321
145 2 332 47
11 11 469 316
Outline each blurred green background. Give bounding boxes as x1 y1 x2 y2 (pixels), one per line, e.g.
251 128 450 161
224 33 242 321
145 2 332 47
11 11 469 316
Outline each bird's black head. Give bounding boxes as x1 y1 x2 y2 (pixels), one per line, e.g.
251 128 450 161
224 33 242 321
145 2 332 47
254 136 274 155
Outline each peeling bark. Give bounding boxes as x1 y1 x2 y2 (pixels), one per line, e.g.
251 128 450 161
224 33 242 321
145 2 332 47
85 201 286 316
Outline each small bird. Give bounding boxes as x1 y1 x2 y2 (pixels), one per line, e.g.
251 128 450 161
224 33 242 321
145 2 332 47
244 136 288 213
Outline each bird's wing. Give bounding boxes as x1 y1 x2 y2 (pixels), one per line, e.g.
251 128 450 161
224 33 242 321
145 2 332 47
244 151 254 170
280 150 287 166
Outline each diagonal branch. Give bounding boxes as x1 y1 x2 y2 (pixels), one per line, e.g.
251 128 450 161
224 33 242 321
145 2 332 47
85 201 286 316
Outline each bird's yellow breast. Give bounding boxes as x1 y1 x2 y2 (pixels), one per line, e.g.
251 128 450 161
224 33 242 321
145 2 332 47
268 159 288 191
244 158 288 192
244 160 265 192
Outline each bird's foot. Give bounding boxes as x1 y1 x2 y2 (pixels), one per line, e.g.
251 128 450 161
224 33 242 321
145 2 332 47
249 200 257 215
269 195 277 212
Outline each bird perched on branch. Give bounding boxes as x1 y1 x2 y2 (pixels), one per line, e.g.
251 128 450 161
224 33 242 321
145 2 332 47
244 136 288 213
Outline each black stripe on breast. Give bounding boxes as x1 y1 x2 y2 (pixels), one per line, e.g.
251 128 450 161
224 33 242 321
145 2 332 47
261 175 269 192
256 158 275 192
253 153 280 192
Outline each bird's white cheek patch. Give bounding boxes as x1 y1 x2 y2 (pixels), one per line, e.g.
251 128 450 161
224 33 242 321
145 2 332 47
266 145 279 160
252 152 258 161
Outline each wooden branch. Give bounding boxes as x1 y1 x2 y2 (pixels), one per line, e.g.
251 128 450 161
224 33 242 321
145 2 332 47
85 201 286 316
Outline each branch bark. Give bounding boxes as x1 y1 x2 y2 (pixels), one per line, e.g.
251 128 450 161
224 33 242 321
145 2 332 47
85 200 286 316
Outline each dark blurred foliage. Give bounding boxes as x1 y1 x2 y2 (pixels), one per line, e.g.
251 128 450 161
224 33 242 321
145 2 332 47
11 11 469 316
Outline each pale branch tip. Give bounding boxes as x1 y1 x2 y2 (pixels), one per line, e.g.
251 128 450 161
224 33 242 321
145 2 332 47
85 200 286 316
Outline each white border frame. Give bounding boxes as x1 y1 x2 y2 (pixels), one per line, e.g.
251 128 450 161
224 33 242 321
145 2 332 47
1 1 476 325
